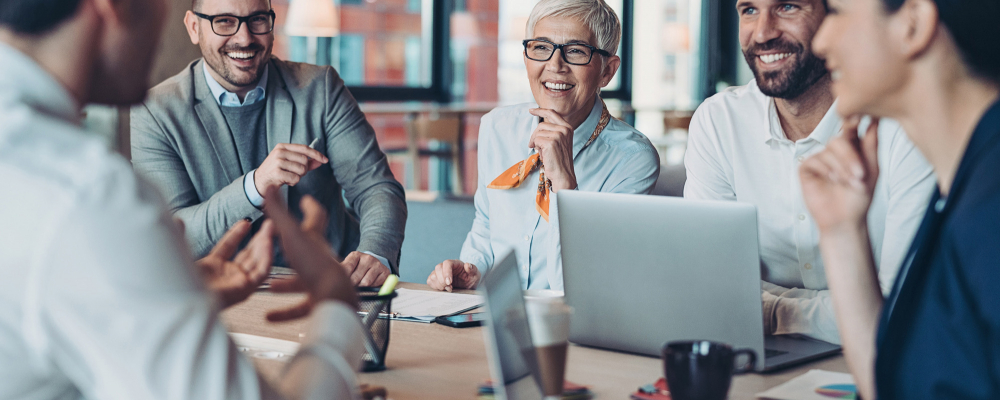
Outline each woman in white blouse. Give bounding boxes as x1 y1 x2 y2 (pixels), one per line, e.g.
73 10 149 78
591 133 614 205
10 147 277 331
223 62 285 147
426 0 660 291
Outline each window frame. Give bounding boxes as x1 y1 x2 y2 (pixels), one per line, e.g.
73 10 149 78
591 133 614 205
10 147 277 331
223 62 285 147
600 0 633 103
700 0 740 100
347 0 451 102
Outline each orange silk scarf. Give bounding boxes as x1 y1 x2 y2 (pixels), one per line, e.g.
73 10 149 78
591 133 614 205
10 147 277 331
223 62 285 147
486 100 612 222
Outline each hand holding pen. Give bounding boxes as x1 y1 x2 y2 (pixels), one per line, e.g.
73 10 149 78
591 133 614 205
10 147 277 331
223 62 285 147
253 138 328 197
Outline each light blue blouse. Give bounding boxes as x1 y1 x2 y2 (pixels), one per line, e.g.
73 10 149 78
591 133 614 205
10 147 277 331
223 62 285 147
460 98 660 289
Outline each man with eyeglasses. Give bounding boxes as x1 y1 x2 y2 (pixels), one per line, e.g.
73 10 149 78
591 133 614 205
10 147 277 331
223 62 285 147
131 0 406 291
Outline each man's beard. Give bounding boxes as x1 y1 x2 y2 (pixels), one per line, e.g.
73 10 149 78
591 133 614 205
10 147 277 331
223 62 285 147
208 44 267 87
744 39 828 100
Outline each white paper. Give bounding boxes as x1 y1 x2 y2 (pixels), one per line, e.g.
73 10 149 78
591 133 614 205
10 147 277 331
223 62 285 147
391 288 483 318
757 369 857 400
229 333 300 360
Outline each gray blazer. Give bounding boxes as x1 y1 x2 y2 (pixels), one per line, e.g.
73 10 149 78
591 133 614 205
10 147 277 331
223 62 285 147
131 58 406 271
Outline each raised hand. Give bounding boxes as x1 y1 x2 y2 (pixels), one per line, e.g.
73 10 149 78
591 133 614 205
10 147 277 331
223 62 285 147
263 189 358 322
196 219 275 308
427 259 481 292
800 116 880 233
528 108 578 191
799 117 885 400
253 143 329 197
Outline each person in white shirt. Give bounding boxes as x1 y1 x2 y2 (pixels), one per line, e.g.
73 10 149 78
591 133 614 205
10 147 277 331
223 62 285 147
683 0 935 344
0 0 366 398
425 0 659 292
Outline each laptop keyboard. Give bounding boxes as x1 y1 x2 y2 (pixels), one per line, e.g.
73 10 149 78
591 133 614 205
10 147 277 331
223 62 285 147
765 348 789 358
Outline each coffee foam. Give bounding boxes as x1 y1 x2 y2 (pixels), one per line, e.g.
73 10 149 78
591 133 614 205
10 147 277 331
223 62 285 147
524 297 572 347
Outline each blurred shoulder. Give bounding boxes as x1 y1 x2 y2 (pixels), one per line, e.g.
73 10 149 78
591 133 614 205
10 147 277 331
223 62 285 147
0 113 157 223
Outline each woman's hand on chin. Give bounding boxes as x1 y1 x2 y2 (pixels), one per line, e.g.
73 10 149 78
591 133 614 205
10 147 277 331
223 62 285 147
800 115 880 235
528 108 578 191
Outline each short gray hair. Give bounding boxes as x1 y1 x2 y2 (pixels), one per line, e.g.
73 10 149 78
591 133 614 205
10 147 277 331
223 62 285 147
525 0 621 56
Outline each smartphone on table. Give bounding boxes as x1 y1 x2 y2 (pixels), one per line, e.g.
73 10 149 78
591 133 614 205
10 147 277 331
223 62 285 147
434 312 486 328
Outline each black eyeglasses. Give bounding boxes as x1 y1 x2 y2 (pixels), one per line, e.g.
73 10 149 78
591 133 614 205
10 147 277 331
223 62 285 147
522 39 611 65
192 10 276 36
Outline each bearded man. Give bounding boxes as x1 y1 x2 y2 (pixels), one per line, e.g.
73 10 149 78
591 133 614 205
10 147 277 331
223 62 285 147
130 0 406 287
682 0 935 344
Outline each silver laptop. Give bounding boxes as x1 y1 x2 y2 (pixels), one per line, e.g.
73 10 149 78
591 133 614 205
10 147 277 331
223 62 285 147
556 191 840 371
480 251 544 400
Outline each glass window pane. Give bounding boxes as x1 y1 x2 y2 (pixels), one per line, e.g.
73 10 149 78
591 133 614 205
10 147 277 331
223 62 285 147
449 1 498 102
271 0 433 87
632 0 704 139
450 44 468 101
338 34 365 85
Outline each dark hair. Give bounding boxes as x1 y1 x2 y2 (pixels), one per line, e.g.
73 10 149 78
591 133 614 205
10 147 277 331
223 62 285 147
192 0 271 13
0 0 83 34
882 0 1000 81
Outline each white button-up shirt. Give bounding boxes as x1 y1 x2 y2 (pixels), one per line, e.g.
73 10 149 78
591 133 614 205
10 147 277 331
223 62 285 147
684 81 936 344
0 42 364 400
461 99 660 290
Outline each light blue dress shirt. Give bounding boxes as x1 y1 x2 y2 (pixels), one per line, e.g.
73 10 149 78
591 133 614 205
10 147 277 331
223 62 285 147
202 63 390 270
461 98 660 290
202 62 268 107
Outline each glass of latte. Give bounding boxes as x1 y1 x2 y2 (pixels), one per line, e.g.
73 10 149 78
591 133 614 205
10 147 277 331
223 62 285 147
524 294 573 399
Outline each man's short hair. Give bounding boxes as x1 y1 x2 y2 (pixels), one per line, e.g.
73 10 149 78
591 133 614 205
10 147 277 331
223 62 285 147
0 0 82 34
192 0 271 13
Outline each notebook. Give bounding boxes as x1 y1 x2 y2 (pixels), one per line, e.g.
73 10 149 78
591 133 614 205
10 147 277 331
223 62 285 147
370 288 484 322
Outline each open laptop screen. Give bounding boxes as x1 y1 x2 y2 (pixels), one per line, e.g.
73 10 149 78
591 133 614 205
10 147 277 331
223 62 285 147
480 252 543 400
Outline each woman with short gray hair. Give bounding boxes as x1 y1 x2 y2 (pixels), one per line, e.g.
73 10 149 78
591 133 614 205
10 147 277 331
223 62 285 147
525 0 622 58
427 0 660 291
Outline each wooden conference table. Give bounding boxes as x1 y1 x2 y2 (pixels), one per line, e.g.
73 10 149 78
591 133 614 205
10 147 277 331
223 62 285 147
221 282 848 400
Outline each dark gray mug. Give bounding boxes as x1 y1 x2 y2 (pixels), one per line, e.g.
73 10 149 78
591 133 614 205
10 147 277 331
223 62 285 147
662 340 757 400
